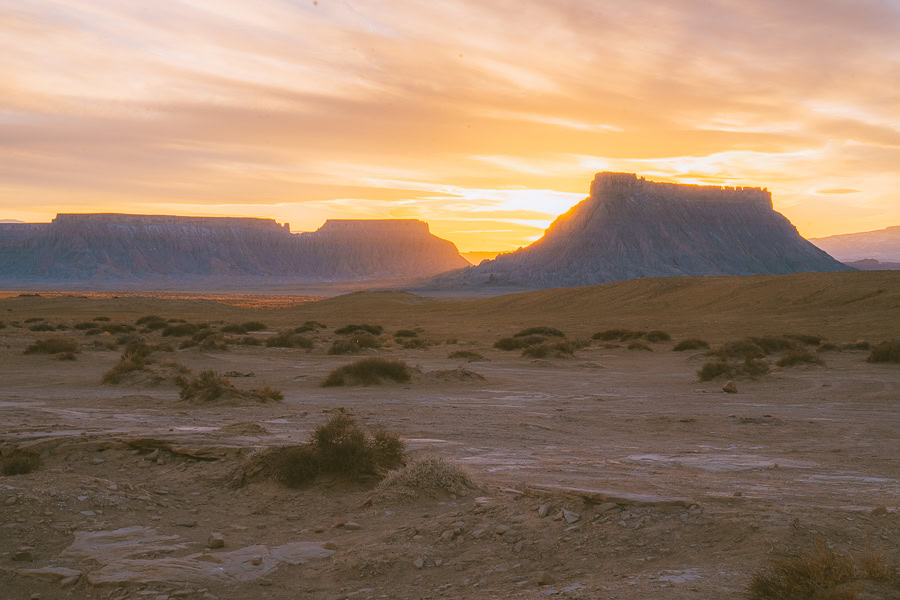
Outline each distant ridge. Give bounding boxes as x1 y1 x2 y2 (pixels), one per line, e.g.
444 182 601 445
419 172 850 290
0 215 468 283
811 226 900 263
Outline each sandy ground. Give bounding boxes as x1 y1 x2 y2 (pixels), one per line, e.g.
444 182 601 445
1 275 898 599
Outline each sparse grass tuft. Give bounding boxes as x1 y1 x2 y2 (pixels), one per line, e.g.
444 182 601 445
394 329 418 338
776 348 825 368
867 340 900 363
102 339 155 384
627 340 652 351
237 336 262 346
645 330 671 342
373 456 477 503
328 333 381 355
24 338 79 355
673 338 710 351
747 539 898 600
593 329 628 341
265 331 314 348
698 357 769 381
323 358 411 387
448 350 487 361
335 323 383 335
1 452 42 476
514 326 565 338
402 338 428 350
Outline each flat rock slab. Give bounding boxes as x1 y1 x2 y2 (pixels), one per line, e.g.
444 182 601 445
58 526 333 586
530 484 694 508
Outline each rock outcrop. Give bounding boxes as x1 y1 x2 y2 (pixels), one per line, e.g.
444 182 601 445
810 226 900 263
0 215 468 283
421 172 850 290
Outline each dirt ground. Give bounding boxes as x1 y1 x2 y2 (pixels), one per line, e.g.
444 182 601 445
1 273 898 599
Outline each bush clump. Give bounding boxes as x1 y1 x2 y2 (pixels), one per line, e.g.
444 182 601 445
24 338 80 355
1 452 42 477
673 338 709 351
522 341 578 358
372 456 478 503
162 323 199 337
867 340 900 364
776 349 825 368
748 539 898 600
175 370 284 403
265 331 314 348
394 329 418 338
402 338 428 350
29 322 56 332
494 335 545 350
222 321 267 334
252 385 284 402
335 323 383 335
102 339 155 384
328 333 381 355
514 326 565 338
323 358 411 387
592 329 627 341
241 413 406 488
698 357 770 381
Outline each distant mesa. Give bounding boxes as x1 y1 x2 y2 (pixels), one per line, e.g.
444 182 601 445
810 226 900 264
842 258 900 271
418 172 851 290
0 214 469 283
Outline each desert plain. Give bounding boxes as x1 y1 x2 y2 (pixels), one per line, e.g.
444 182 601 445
1 271 898 599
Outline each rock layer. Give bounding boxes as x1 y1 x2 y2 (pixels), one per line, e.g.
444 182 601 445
423 172 850 289
0 215 468 282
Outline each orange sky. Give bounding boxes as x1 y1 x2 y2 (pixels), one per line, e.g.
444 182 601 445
1 0 898 252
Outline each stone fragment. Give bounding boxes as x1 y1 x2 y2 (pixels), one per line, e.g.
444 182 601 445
495 524 509 535
723 380 737 394
5 496 16 506
872 505 888 516
536 571 554 585
414 557 424 569
562 509 580 524
207 532 225 549
595 502 618 514
342 521 361 530
12 547 34 562
18 567 82 582
176 520 198 528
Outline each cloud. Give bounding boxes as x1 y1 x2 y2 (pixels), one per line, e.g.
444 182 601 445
0 0 897 249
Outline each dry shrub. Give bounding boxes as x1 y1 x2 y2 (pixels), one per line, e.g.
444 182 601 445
523 341 578 358
394 329 418 338
867 340 900 364
697 357 770 381
514 326 565 338
777 348 825 368
448 350 487 361
402 338 428 350
645 330 671 342
162 323 199 337
103 339 154 384
818 342 841 353
592 329 628 341
1 452 41 477
237 413 405 488
712 339 767 360
335 323 383 335
323 358 411 386
265 331 314 348
673 338 710 351
24 338 79 355
372 456 477 503
748 539 898 600
328 334 381 355
251 385 284 402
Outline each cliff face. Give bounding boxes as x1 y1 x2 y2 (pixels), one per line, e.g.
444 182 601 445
424 172 850 289
0 215 468 282
810 226 900 263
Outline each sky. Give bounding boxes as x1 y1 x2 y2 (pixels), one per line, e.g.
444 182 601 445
0 0 898 252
